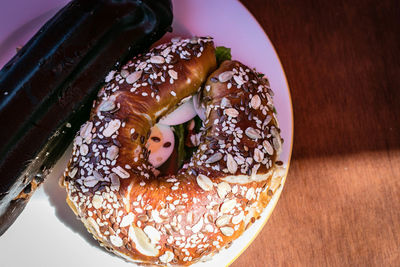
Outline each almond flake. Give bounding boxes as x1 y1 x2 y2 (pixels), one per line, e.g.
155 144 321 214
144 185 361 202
225 108 239 118
217 182 231 199
215 215 232 227
110 235 123 247
159 251 174 263
263 140 274 155
106 145 119 160
232 211 244 224
120 69 129 78
144 225 161 244
233 75 244 85
150 55 165 64
205 152 223 164
103 119 121 137
245 127 262 139
220 226 234 236
246 187 255 200
110 173 120 191
218 71 234 82
196 174 213 191
98 99 116 112
112 166 130 179
192 217 203 233
79 144 88 156
84 176 98 188
126 70 142 84
80 121 93 139
129 226 159 257
220 199 236 213
254 148 264 163
92 195 103 209
227 154 238 174
250 95 261 109
120 213 135 228
168 69 178 80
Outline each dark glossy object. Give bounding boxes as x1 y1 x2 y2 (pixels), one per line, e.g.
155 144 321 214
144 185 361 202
0 0 173 235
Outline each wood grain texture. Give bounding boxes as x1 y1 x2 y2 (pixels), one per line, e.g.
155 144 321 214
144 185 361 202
234 0 400 266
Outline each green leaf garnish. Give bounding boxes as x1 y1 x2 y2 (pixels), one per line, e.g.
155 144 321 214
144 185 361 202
215 46 232 65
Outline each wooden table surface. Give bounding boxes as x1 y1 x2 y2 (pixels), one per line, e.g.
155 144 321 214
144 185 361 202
234 1 400 266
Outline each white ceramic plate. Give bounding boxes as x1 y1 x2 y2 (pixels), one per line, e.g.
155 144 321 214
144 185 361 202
0 0 293 266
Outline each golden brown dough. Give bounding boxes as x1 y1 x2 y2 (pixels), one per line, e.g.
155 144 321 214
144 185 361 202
62 37 285 266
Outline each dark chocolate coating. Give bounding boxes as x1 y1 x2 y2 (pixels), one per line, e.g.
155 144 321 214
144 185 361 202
0 0 173 235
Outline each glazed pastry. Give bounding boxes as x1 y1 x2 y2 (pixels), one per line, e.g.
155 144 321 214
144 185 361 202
62 37 285 265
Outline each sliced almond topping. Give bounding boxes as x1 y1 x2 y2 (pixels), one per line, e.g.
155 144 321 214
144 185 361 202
79 144 88 156
220 226 234 236
250 95 261 109
92 195 103 209
232 211 245 225
263 140 274 155
98 99 116 112
126 70 143 84
84 176 98 188
110 235 123 247
254 148 264 163
220 199 236 214
110 173 120 191
159 251 174 263
168 69 178 80
215 215 232 227
103 119 121 137
80 121 93 139
224 108 239 118
245 127 262 139
112 166 130 179
150 55 165 64
120 213 135 228
192 217 204 233
143 225 161 244
205 152 223 164
120 69 129 78
196 174 213 191
218 71 234 82
106 145 119 160
233 75 244 85
217 182 231 199
69 167 78 178
129 226 159 257
226 154 238 174
245 187 255 200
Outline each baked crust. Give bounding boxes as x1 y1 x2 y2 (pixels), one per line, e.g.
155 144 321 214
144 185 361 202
62 37 284 266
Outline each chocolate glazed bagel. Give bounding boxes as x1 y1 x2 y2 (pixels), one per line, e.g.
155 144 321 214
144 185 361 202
62 37 285 265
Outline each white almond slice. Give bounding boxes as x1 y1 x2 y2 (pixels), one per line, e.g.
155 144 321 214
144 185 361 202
110 235 123 247
143 225 161 244
112 166 130 179
192 217 204 233
196 174 213 191
129 226 159 257
92 195 103 209
220 199 236 214
120 213 135 228
158 97 196 125
159 251 174 264
147 124 174 168
232 211 245 225
103 119 121 137
217 182 231 199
